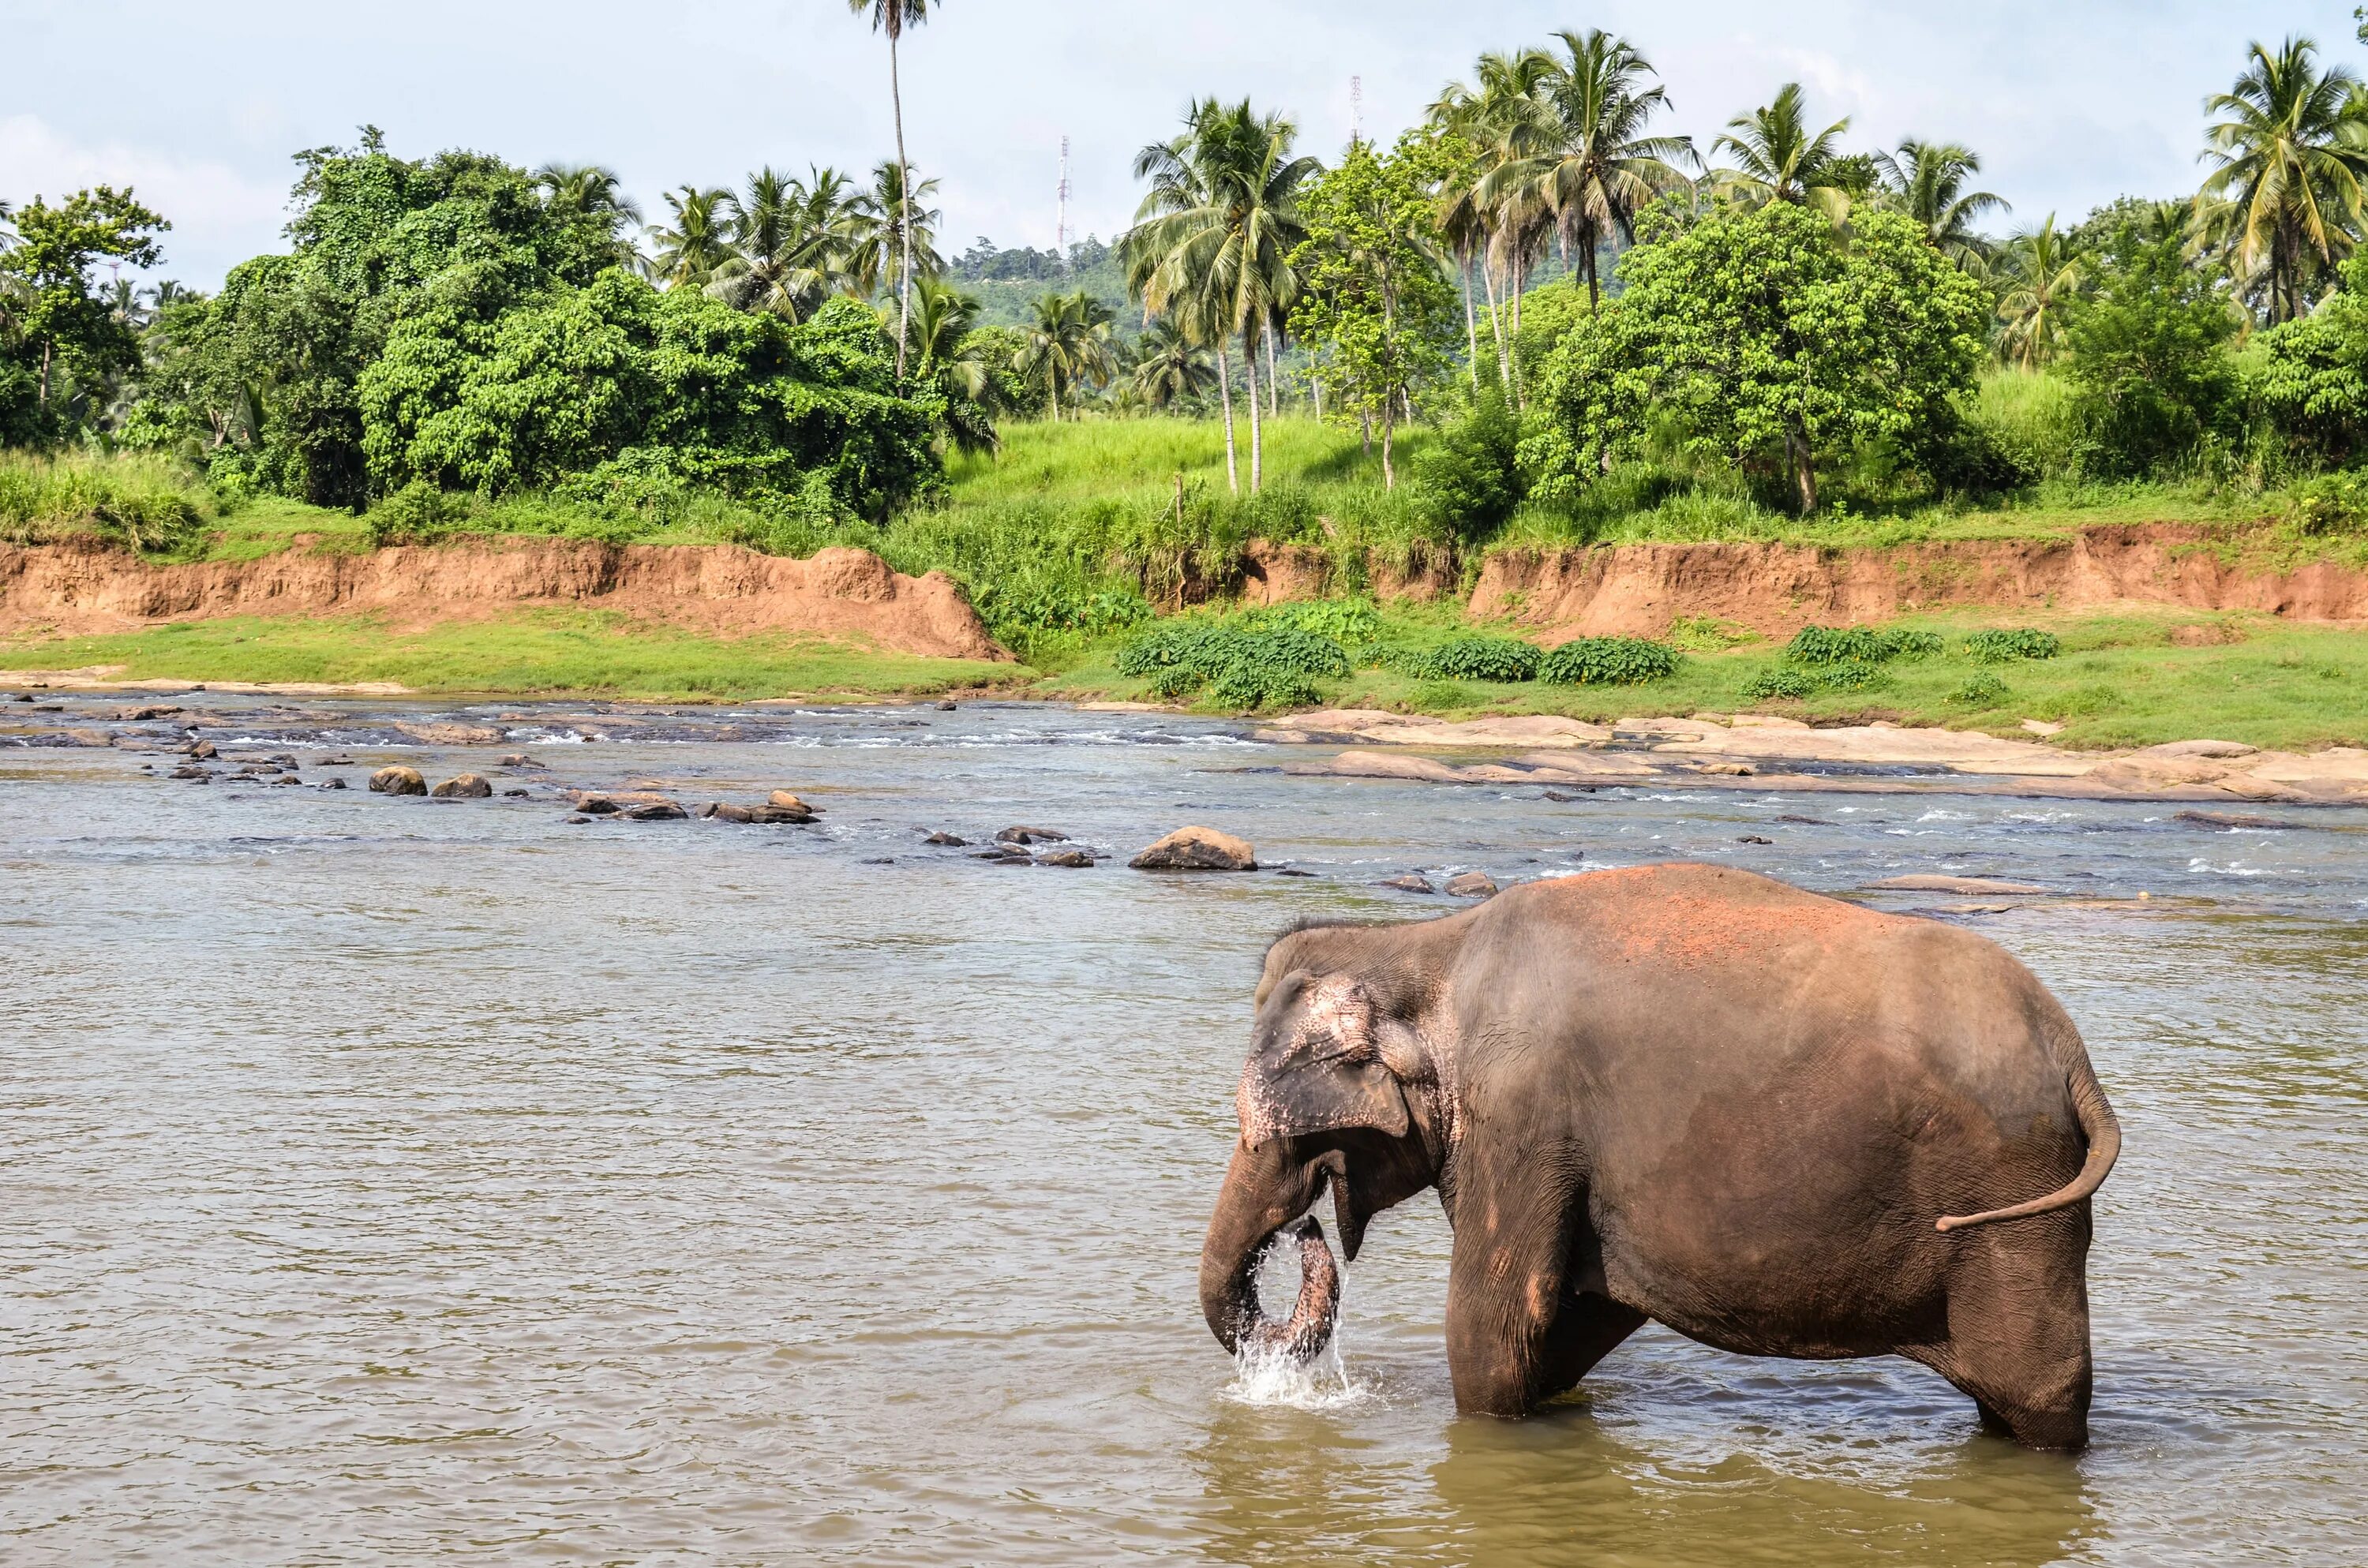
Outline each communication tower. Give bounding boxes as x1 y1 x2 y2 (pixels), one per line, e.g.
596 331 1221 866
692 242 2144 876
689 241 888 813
1351 76 1362 144
1056 135 1072 260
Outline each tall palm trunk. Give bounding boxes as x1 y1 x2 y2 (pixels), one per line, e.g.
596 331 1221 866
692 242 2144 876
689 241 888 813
889 28 912 380
1380 392 1396 490
1216 342 1239 494
1265 322 1280 420
1480 253 1512 399
1461 254 1479 389
1244 327 1264 493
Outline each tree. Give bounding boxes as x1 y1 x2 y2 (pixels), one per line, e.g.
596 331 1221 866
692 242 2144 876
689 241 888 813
1523 203 1989 513
2253 247 2368 465
1712 84 1856 220
903 274 998 452
847 0 937 379
534 163 644 271
1429 49 1558 395
1287 135 1460 489
1122 98 1320 491
1129 318 1216 409
1014 288 1115 419
2197 36 2368 324
0 186 169 409
1478 29 1693 310
2062 211 2239 476
1875 140 2007 267
1994 215 2085 370
646 185 737 289
844 160 942 298
707 166 856 320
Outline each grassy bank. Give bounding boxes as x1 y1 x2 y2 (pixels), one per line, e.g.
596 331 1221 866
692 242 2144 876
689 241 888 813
0 611 1021 702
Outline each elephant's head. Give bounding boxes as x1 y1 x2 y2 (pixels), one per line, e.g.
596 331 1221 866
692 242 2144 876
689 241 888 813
1200 938 1450 1361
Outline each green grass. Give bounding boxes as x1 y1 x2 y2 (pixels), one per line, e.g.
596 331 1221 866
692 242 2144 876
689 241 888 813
0 610 1025 702
0 449 219 551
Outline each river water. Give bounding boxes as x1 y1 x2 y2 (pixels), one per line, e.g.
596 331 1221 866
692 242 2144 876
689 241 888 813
5 694 2366 1565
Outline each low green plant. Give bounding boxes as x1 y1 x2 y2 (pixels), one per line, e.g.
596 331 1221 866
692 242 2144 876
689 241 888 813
0 449 212 552
1743 668 1819 701
1392 634 1541 683
1538 636 1682 686
1665 615 1758 652
365 481 480 547
1817 660 1896 692
1785 624 1945 665
1259 598 1384 644
1949 672 2012 705
2284 471 2368 537
1962 627 2063 664
1115 619 1349 710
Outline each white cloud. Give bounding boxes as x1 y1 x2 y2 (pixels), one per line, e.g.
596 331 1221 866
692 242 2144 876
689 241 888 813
0 114 289 282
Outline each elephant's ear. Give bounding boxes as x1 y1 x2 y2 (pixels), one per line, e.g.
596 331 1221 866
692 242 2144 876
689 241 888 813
1237 974 1411 1149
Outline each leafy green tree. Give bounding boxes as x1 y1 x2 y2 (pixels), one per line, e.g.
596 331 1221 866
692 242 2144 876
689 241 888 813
1712 84 1856 220
843 159 942 300
1874 140 2007 267
1014 288 1116 419
2197 36 2368 324
847 0 937 377
1428 49 1558 387
0 186 168 413
358 275 939 517
646 185 737 289
533 163 644 271
1523 202 1988 512
1477 30 1693 310
707 165 861 320
1130 318 1216 409
2251 248 2368 465
1123 98 1319 490
903 275 998 451
1287 135 1459 488
2062 211 2239 476
1993 215 2085 369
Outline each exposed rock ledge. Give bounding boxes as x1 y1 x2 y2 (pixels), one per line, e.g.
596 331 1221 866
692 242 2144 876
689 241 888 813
1260 709 2368 805
0 537 1007 662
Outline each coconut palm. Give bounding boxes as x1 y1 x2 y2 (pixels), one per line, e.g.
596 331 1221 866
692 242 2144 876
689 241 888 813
845 160 942 299
2198 35 2368 324
847 0 937 376
1014 289 1117 420
905 275 998 452
706 165 856 319
1994 215 2085 371
1429 49 1558 395
1130 318 1217 410
1478 29 1694 310
1875 140 2008 267
1712 83 1855 219
1122 98 1321 492
646 185 737 289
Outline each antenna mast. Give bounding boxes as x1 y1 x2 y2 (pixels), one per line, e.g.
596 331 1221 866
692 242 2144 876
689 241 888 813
1056 134 1072 261
1351 76 1362 144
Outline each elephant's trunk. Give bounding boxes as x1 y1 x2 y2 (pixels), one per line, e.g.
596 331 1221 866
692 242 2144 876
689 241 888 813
1199 1140 1341 1362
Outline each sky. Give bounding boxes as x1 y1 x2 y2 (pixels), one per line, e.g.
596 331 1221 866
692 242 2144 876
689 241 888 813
3 1 2359 289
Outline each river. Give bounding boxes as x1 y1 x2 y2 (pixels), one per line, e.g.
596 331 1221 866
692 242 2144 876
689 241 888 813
5 695 2364 1564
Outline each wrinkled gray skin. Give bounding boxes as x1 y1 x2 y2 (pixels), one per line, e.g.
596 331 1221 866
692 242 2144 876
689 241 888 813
1201 864 2120 1450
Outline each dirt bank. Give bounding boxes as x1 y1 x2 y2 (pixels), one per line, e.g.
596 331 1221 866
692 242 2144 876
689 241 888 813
1467 525 2368 639
0 537 1007 661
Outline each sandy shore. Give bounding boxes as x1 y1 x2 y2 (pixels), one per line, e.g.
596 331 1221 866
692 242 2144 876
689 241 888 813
1257 709 2368 806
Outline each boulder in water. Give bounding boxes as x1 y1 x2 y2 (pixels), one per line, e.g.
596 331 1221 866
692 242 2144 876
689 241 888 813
369 766 427 796
1380 874 1436 894
624 801 688 821
1129 825 1257 871
1444 871 1498 899
1036 847 1095 868
430 773 493 798
998 825 1070 845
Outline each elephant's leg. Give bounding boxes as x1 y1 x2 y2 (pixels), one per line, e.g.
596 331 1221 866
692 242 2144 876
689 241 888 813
1908 1227 2095 1451
1534 1292 1647 1405
1443 1163 1586 1417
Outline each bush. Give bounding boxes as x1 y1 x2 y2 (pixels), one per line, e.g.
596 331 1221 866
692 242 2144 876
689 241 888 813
1743 668 1819 701
365 481 478 546
1538 636 1682 686
1949 672 2012 706
1115 620 1349 711
1394 635 1540 683
1785 625 1943 665
0 450 210 552
1261 598 1383 644
1413 384 1523 540
1962 628 2062 664
2284 470 2368 537
1817 660 1895 692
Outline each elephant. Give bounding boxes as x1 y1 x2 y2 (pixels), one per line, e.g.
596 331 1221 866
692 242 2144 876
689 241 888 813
1200 863 2121 1450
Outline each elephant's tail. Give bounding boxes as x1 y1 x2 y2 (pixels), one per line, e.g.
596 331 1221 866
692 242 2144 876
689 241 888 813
1935 1021 2121 1234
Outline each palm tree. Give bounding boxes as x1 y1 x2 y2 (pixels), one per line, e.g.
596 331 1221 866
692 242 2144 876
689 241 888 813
2198 35 2368 324
1130 318 1217 410
1122 98 1321 492
646 185 737 289
845 160 942 298
1994 215 2085 371
1015 289 1117 420
535 163 645 272
707 165 855 319
1479 29 1694 310
905 275 998 452
847 0 937 377
1875 140 2008 267
1713 83 1856 219
1430 49 1558 396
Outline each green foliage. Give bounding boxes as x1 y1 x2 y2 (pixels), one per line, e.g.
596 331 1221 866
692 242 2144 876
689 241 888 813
2284 468 2368 535
2063 212 2239 477
1258 597 1383 642
364 480 477 546
1522 203 1989 513
1962 627 2063 663
1816 660 1896 692
1665 616 1758 652
0 185 170 437
1742 667 1820 701
1115 617 1348 709
1785 624 1943 664
1412 382 1523 539
1948 671 2012 705
0 448 209 551
1538 635 1681 686
1384 634 1540 682
2252 252 2368 466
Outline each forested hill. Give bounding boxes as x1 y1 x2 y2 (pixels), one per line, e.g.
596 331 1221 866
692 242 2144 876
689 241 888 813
949 238 1136 338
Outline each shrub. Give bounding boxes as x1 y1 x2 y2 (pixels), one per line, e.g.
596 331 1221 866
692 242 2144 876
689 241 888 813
1817 660 1895 692
1784 625 1944 665
1261 598 1383 644
1743 668 1819 701
1949 672 2011 705
2284 470 2368 537
1539 636 1682 686
365 481 478 546
1115 620 1348 711
1962 628 2062 664
1405 635 1540 683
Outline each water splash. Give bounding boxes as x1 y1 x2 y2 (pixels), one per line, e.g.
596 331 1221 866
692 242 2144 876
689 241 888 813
1221 1327 1370 1412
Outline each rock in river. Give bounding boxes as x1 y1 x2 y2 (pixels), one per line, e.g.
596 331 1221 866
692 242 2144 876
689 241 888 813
998 825 1070 845
624 801 688 821
431 773 493 798
1128 825 1257 872
369 766 428 796
1036 848 1095 868
1864 874 2050 896
1380 874 1437 894
1444 871 1498 899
